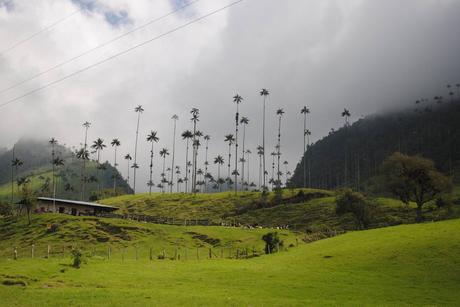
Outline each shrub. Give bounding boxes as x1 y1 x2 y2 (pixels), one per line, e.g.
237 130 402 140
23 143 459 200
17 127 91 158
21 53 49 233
262 232 283 254
336 189 374 229
0 201 11 216
71 248 83 268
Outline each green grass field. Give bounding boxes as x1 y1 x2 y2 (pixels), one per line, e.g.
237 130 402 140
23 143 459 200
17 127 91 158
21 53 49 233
0 214 296 259
0 218 459 306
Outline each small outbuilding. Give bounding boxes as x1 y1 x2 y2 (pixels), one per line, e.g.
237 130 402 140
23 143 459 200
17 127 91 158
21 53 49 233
36 197 118 216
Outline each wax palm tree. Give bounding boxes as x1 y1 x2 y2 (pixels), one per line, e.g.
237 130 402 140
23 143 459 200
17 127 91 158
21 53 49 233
91 138 106 197
276 109 285 189
175 166 181 192
146 131 159 195
170 114 179 193
342 108 351 126
81 121 91 200
124 153 132 187
233 94 243 194
133 105 144 193
257 145 264 189
260 88 269 191
110 138 121 194
300 106 310 187
52 157 64 198
159 148 170 193
190 108 200 193
224 134 235 187
181 130 193 193
76 147 89 199
245 149 252 190
240 116 249 189
204 135 211 193
49 138 58 209
214 155 224 192
270 151 276 190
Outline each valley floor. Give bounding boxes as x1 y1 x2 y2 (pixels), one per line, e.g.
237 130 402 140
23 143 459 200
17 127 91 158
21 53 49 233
1 219 459 306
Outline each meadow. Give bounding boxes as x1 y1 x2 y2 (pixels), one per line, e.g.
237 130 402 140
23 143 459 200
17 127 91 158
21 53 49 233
0 218 459 306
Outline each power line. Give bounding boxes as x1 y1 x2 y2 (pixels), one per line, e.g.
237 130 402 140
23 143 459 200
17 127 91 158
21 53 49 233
0 0 200 95
0 8 81 56
0 0 246 109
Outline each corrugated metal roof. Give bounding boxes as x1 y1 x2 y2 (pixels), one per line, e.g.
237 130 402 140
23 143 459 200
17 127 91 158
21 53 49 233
37 197 118 210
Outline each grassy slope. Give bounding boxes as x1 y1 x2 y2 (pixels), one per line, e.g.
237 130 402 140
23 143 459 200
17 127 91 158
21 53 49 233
0 214 296 258
100 190 459 230
0 219 459 306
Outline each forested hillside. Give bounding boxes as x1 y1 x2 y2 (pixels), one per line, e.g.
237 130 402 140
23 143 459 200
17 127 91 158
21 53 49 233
0 138 132 201
290 99 460 190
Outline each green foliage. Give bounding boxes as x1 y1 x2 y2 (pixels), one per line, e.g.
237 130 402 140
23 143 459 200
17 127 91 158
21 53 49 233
0 201 11 216
262 232 283 254
71 248 83 268
381 152 452 222
335 189 374 229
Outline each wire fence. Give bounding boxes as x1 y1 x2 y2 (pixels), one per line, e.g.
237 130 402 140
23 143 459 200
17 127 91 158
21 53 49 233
2 243 289 262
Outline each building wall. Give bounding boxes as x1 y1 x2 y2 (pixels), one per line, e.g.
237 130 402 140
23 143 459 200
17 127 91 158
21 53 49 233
36 201 96 216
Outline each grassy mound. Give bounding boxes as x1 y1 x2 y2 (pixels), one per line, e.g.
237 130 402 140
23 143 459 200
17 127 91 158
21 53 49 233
0 214 296 259
0 219 459 305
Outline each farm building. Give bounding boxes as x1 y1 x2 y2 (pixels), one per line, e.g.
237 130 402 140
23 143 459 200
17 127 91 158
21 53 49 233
36 197 118 216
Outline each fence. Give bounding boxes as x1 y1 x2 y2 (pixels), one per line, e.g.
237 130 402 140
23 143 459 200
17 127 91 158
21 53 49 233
2 243 290 262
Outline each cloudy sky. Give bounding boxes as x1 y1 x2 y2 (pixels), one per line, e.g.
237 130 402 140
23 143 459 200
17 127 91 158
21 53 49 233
0 0 459 191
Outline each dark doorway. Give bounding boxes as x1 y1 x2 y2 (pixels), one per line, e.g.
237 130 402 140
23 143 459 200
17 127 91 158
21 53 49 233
58 207 65 213
71 208 77 216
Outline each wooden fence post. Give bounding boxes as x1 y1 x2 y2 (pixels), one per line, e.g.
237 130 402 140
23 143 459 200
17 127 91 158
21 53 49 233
209 248 212 259
47 244 50 258
14 247 17 260
162 249 166 259
31 244 35 259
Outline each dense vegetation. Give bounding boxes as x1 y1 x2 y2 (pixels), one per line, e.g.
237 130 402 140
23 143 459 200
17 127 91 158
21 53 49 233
290 100 460 190
0 219 459 306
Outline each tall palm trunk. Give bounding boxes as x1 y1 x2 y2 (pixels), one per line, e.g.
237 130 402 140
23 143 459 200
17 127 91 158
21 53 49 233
96 149 101 196
149 142 154 195
218 164 221 192
133 112 141 193
234 105 239 195
81 126 89 200
204 139 209 193
246 152 250 190
241 123 246 190
162 156 166 193
258 154 262 189
227 144 232 188
126 160 130 185
192 123 197 194
51 143 56 210
303 113 307 188
113 146 118 193
170 117 177 193
185 139 190 193
262 96 267 190
277 117 282 189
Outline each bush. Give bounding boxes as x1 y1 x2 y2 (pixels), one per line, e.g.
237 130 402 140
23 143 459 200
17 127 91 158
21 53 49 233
262 232 283 254
71 248 83 268
0 201 11 216
336 189 374 229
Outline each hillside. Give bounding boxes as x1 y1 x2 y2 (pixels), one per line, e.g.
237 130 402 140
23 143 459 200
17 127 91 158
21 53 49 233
0 138 132 202
100 189 460 230
0 214 296 259
0 218 459 306
290 100 460 190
